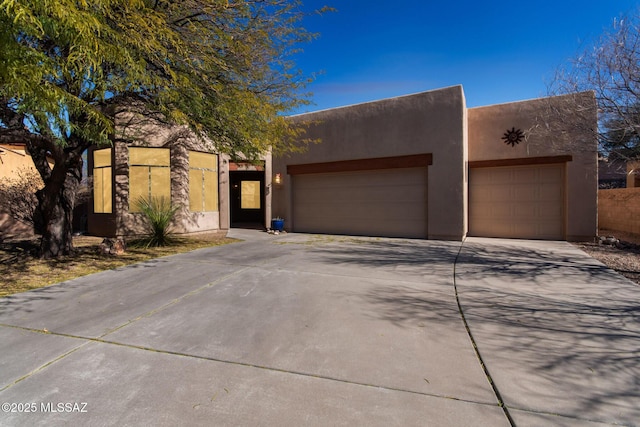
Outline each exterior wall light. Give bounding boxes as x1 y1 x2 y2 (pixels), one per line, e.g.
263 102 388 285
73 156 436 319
274 173 283 185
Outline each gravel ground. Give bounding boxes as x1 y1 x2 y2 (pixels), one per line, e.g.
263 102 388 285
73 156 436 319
574 229 640 286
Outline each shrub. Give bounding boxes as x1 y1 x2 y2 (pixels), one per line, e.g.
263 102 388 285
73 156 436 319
135 196 179 247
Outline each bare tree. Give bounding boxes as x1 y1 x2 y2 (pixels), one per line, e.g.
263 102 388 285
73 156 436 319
551 11 640 161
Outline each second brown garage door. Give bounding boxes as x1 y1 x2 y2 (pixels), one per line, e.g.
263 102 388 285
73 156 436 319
469 164 565 240
292 168 428 238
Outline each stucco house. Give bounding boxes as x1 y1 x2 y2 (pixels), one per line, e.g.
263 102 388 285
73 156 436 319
87 107 272 237
88 85 598 242
0 143 55 179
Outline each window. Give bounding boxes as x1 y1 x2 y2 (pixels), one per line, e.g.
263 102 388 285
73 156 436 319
189 151 218 212
93 148 112 213
241 181 261 209
129 147 170 212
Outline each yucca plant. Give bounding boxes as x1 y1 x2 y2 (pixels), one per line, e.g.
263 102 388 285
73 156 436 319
135 196 179 248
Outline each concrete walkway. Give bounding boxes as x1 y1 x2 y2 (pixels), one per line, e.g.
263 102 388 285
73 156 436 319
0 231 637 426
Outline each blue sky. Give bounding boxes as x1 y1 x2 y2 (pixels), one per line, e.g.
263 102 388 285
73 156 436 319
291 0 640 114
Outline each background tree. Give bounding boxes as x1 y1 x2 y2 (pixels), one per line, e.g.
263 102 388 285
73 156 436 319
0 0 321 258
551 10 640 161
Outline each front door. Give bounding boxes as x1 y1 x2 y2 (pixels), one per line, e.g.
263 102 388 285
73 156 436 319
230 171 265 226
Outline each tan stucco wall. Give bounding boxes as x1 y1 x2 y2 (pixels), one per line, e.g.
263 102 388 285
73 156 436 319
89 112 223 237
273 85 468 240
598 188 640 234
116 140 221 237
0 145 36 179
0 144 53 179
468 92 598 241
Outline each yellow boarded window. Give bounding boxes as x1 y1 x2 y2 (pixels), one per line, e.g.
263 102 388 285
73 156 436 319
93 148 112 213
129 147 171 212
241 181 261 209
204 170 217 211
189 169 203 212
94 148 112 168
188 151 218 212
190 151 217 169
129 147 170 166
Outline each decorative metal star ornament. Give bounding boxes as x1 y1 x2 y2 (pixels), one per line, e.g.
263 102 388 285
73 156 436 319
501 127 524 147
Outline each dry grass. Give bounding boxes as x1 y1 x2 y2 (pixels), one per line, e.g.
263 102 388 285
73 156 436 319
0 233 237 298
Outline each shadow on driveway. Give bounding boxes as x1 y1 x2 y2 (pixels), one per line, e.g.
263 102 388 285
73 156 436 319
456 238 640 426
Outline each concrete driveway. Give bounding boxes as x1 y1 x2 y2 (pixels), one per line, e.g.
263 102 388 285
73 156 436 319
0 231 638 426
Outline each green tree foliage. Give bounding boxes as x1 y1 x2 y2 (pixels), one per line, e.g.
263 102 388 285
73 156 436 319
0 0 322 257
552 11 640 160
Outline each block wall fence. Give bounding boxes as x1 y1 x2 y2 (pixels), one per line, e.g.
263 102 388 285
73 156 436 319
598 188 640 235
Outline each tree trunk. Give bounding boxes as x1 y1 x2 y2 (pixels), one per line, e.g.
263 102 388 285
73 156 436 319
35 154 83 259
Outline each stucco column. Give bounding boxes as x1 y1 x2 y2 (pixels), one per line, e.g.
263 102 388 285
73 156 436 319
218 154 230 230
114 140 129 237
169 143 189 233
264 151 273 227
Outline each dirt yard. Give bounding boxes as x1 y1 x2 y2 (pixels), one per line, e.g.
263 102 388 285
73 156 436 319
574 229 640 286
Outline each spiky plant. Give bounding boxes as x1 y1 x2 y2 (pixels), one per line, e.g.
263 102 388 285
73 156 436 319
136 196 179 248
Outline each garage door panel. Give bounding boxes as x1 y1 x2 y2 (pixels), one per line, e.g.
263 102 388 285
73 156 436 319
299 172 415 187
513 186 537 201
295 204 425 233
469 164 565 240
513 168 536 181
295 186 423 204
296 189 416 207
292 168 427 238
539 186 563 200
296 201 421 220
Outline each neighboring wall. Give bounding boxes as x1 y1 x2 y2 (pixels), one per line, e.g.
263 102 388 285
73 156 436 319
0 145 35 179
467 91 598 241
0 144 53 179
599 188 640 235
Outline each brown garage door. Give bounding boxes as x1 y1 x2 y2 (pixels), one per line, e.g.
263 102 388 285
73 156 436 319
469 164 565 240
292 168 427 238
